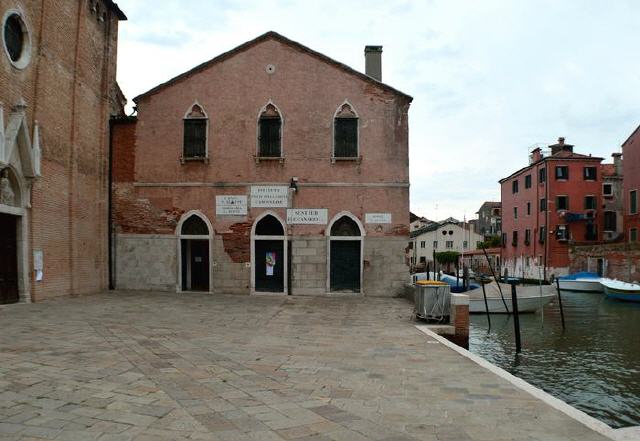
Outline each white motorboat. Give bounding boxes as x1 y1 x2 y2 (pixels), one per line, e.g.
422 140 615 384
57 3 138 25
467 282 556 314
557 272 603 292
601 278 640 303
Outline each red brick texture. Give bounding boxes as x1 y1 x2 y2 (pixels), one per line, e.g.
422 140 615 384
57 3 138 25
570 242 640 282
0 0 122 300
623 127 640 238
113 35 411 242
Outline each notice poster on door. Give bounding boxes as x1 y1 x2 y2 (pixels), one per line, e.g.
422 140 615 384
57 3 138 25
265 251 276 276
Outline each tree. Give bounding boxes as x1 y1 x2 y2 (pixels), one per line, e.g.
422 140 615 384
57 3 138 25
435 251 460 272
478 235 501 249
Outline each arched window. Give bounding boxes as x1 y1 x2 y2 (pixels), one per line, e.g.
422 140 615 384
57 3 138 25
333 102 358 158
183 103 208 160
330 216 361 236
255 215 284 236
181 215 209 236
258 103 282 157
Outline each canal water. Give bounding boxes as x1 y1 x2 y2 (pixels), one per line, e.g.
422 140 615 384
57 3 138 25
469 290 640 429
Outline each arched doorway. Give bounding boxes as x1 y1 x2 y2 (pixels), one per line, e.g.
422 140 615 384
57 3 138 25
0 166 27 304
177 211 212 292
327 213 364 293
251 213 287 294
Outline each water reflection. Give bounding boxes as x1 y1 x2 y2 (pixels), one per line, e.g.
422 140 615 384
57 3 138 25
469 291 640 428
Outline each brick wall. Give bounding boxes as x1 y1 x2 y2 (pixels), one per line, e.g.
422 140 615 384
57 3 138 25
570 242 640 282
112 33 411 296
623 127 640 237
0 0 123 301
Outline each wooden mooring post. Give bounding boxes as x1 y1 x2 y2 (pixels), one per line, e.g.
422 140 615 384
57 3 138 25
480 277 491 329
510 282 522 353
554 278 566 330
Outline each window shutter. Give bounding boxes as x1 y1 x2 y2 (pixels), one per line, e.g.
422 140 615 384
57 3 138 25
334 118 358 157
183 119 206 158
259 118 281 157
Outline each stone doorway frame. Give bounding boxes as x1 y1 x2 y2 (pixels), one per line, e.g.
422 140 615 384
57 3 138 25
326 211 365 295
251 211 288 295
1 102 40 303
175 210 214 293
0 168 29 303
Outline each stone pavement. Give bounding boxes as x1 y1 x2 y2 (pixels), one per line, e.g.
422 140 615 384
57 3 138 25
0 291 612 441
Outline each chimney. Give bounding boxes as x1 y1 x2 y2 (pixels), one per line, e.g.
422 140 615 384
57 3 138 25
612 152 623 176
364 45 382 81
550 136 574 155
530 147 542 164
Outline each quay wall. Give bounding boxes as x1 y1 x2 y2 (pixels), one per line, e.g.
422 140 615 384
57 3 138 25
569 242 640 282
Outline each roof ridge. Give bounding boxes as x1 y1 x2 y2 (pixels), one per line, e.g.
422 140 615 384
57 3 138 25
133 31 412 103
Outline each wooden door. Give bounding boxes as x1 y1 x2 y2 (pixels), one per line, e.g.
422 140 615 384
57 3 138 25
189 240 209 291
330 240 360 292
0 214 19 304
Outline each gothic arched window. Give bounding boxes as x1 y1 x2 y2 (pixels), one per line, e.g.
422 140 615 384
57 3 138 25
333 102 358 158
183 103 208 159
258 103 282 157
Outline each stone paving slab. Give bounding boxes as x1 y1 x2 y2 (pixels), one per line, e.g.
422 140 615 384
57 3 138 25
0 291 614 441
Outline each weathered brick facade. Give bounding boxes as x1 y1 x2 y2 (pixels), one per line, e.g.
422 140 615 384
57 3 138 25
0 0 125 302
112 32 412 296
570 242 640 282
622 124 640 239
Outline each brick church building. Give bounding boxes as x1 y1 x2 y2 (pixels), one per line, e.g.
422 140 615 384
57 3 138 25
0 0 126 303
111 31 412 296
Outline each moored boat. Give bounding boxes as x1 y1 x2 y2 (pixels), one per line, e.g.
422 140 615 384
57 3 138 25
467 282 556 314
468 293 556 313
557 272 603 292
601 278 640 302
410 272 556 313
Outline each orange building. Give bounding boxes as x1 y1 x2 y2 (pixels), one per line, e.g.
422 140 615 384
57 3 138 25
499 138 604 280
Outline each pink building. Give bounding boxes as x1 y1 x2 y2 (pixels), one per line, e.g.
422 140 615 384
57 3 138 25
111 32 412 296
622 125 640 241
500 138 603 279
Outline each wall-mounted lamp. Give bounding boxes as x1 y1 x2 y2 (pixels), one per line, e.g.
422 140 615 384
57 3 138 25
290 177 299 192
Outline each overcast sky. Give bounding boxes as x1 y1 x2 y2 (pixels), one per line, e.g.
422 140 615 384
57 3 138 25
116 0 640 222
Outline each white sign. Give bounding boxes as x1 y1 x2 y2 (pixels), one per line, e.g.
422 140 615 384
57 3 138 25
365 213 392 224
287 209 328 225
34 250 43 282
216 195 247 216
251 186 289 207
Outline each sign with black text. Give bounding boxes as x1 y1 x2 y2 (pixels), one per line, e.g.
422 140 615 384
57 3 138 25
286 209 328 225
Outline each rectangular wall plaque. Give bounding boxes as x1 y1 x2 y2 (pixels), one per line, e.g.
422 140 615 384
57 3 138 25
216 195 247 216
365 213 392 224
286 208 328 225
251 186 289 207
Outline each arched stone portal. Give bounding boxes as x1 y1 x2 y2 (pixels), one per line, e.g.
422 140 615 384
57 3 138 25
176 211 213 292
0 102 40 304
251 212 287 294
327 212 364 293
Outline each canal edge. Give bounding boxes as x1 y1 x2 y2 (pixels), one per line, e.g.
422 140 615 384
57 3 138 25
415 325 626 441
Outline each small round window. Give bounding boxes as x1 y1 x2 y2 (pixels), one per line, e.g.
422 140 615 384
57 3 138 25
3 12 30 68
